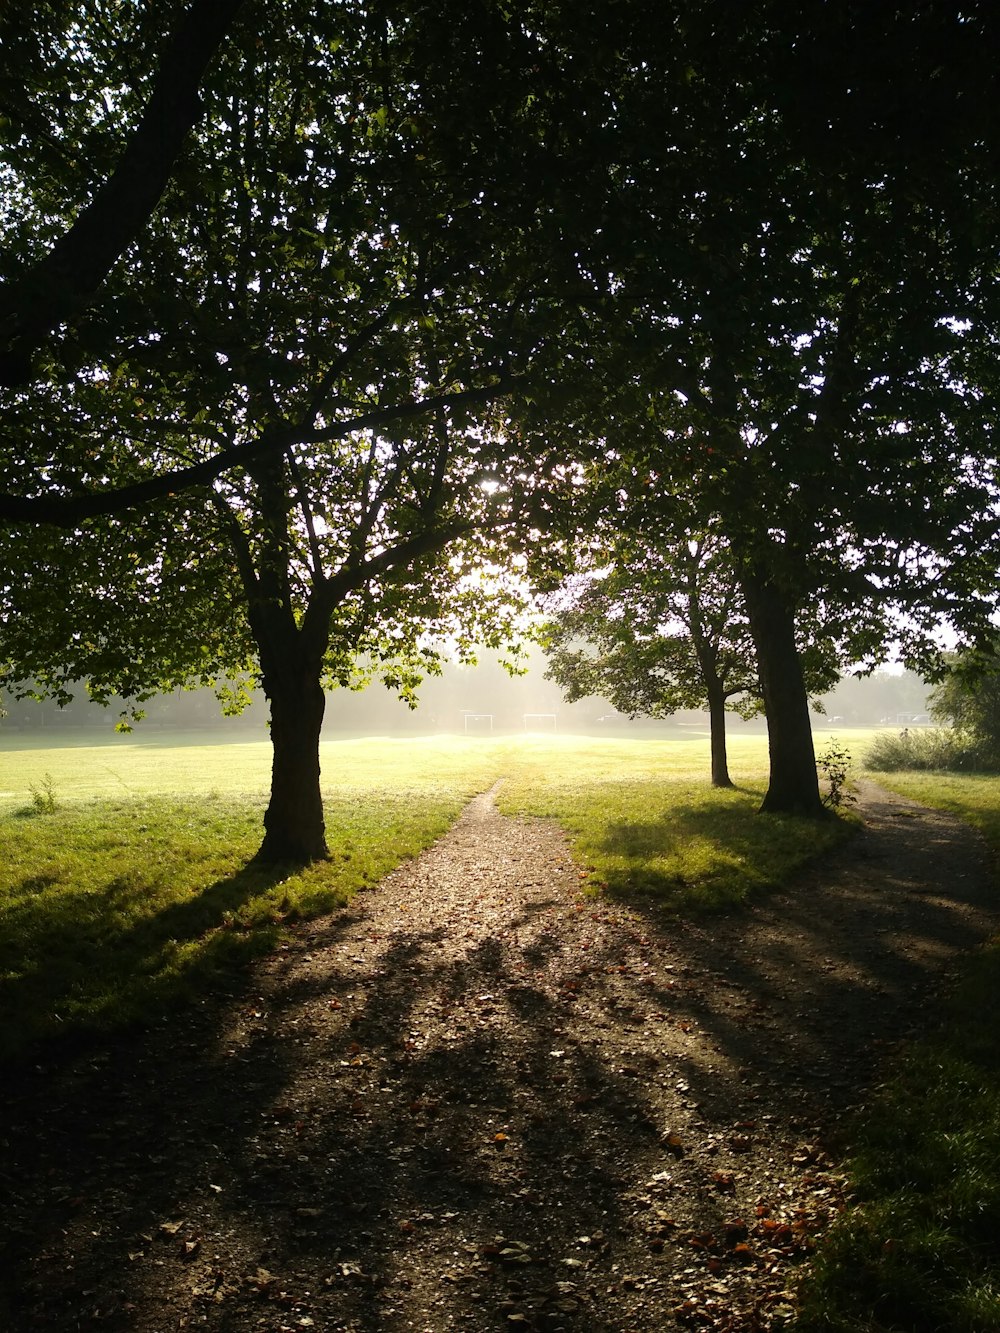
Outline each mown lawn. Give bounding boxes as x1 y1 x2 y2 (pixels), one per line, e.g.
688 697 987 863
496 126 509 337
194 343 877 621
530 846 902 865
0 727 853 1062
794 764 1000 1333
0 734 504 1060
497 730 849 910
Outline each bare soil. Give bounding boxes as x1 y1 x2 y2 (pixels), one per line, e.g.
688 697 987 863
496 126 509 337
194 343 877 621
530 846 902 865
2 778 997 1332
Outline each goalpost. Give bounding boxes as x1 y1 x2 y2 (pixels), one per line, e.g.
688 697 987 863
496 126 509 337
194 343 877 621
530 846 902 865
523 713 557 733
462 712 494 734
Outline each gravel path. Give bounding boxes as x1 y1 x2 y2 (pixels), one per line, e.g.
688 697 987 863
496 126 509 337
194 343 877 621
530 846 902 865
2 778 997 1332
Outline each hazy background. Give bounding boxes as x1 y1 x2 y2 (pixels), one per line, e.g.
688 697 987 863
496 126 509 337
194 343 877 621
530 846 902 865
1 649 933 740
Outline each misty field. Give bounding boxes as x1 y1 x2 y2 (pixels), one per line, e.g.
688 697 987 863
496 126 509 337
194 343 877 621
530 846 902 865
0 723 874 810
0 728 863 1060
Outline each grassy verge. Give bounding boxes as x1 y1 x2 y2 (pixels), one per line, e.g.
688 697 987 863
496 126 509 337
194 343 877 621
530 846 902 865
0 736 503 1062
1 730 853 1063
794 769 1000 1333
495 732 849 911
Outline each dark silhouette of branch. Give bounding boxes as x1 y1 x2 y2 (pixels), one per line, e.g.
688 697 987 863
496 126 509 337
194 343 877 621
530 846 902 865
0 0 247 385
0 380 513 526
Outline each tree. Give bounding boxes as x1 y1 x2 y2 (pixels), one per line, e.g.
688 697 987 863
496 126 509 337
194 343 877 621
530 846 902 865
4 0 999 848
543 535 760 787
0 0 246 388
499 0 1000 816
0 1 576 863
929 650 1000 765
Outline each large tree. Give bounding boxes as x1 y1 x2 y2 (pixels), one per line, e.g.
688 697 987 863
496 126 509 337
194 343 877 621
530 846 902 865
542 523 842 787
493 0 1000 815
0 1 577 862
4 0 999 843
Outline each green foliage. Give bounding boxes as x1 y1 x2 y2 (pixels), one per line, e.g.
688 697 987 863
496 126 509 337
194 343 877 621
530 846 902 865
929 652 1000 768
26 771 57 815
501 2 1000 812
864 727 997 774
816 739 855 808
0 4 569 682
3 2 999 845
0 0 582 859
542 534 761 719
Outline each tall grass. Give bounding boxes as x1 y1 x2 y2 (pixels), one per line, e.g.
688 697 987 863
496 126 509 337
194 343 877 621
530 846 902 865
865 725 1000 773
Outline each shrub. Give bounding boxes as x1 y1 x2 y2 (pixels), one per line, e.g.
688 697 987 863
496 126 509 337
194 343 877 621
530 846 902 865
27 773 58 814
864 727 998 774
817 738 855 807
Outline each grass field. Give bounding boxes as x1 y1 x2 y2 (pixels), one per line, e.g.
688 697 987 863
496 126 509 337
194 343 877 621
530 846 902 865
497 729 851 908
6 725 999 1325
0 727 856 1061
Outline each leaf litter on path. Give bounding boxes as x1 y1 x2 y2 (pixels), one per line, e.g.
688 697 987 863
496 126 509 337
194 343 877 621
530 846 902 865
1 779 997 1331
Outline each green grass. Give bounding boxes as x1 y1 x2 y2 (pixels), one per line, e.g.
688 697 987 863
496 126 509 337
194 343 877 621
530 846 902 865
794 766 1000 1333
867 767 1000 849
496 731 849 910
0 728 853 1063
0 735 503 1061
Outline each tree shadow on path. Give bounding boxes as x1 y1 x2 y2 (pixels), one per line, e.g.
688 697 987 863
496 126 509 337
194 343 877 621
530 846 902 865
1 778 996 1332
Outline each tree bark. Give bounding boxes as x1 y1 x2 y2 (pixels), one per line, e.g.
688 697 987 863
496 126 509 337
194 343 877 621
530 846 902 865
740 564 827 817
255 660 330 864
705 678 734 788
686 565 735 789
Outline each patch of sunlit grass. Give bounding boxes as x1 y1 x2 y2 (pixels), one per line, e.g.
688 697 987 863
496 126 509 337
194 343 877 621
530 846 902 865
0 736 506 1062
866 769 1000 848
495 734 848 911
0 730 856 1061
795 772 1000 1333
0 730 511 811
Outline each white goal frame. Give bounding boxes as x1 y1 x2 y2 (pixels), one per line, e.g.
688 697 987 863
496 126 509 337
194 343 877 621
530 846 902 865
523 713 557 732
463 712 494 734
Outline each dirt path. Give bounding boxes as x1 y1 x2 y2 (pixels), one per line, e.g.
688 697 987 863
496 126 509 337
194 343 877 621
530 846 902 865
2 779 997 1332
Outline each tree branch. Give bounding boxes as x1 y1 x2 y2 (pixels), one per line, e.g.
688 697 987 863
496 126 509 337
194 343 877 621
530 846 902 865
0 379 513 527
0 0 247 385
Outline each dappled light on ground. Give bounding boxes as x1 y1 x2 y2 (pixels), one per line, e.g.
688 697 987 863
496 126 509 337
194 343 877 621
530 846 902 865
2 778 997 1331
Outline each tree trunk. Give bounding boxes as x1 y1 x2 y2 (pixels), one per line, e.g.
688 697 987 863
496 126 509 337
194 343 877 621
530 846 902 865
740 565 827 817
687 584 735 789
705 679 734 788
255 662 329 864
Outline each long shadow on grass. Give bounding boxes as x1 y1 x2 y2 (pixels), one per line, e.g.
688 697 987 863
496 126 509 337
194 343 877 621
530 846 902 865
0 861 303 1061
604 786 1000 1118
594 798 844 910
1 785 997 1331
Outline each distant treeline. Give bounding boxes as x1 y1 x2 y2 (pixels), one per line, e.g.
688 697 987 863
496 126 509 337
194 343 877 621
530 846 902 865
0 662 930 736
